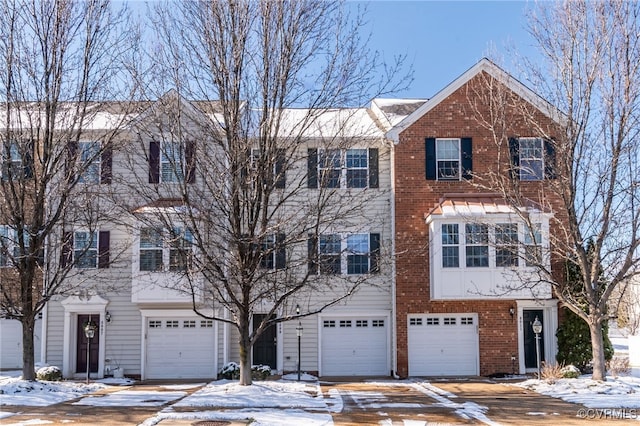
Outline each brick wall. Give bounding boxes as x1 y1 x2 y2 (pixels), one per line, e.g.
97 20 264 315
394 71 566 377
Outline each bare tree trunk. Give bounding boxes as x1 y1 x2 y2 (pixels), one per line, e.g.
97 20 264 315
21 316 35 381
589 314 607 381
238 331 253 386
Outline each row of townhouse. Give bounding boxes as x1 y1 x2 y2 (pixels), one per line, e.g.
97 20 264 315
0 59 565 379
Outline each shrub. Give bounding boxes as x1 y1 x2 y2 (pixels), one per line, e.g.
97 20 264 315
560 364 581 379
540 361 564 383
607 356 630 378
218 362 272 380
556 307 614 371
219 362 240 379
36 365 62 381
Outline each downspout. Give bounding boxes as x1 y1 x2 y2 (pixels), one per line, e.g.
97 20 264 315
388 138 399 378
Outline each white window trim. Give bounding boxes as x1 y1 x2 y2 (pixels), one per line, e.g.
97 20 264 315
435 218 550 271
138 226 193 273
161 141 185 183
317 232 375 275
73 229 99 269
317 148 370 189
435 138 461 181
78 141 101 184
519 137 544 181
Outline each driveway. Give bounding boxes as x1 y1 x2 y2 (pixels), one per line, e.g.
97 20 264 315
0 378 629 425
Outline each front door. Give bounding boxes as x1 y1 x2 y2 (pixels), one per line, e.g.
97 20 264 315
523 309 545 369
76 314 99 373
253 314 276 369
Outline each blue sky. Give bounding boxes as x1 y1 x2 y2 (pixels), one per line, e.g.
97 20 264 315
356 1 537 98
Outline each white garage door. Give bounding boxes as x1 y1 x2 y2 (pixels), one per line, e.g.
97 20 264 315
408 313 478 376
0 318 41 369
321 317 388 376
146 317 216 379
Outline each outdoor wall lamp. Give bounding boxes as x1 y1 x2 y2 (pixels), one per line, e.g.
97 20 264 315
105 311 111 323
509 307 515 318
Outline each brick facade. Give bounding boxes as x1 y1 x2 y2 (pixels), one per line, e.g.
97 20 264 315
393 70 565 377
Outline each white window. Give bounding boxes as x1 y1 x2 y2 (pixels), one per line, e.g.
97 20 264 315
346 149 368 188
317 149 370 188
524 223 542 266
74 231 98 269
161 141 184 183
519 138 544 181
318 149 341 188
139 227 193 272
436 138 460 180
465 224 489 267
2 141 22 179
139 228 163 271
441 224 459 268
78 141 100 184
314 233 379 275
495 223 519 267
168 227 193 271
319 234 341 274
347 234 369 274
0 225 26 267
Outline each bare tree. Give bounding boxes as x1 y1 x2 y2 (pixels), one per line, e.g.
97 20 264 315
0 0 137 380
469 1 640 381
123 0 408 385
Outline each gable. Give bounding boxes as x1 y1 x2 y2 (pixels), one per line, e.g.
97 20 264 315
386 58 564 143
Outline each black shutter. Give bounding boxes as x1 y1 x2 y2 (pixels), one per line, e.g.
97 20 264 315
368 148 379 188
98 231 110 269
369 233 380 273
425 138 436 180
185 140 196 183
544 139 557 180
275 233 286 269
23 140 34 179
509 137 520 180
61 232 73 268
100 143 112 184
461 138 473 180
275 149 286 189
149 141 160 184
66 141 77 182
307 148 318 188
307 234 317 274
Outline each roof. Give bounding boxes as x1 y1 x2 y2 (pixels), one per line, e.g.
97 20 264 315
275 107 384 138
370 98 427 131
424 193 552 223
386 58 565 143
132 198 188 214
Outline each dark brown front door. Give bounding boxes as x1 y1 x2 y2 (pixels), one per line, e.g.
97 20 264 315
76 314 99 373
253 314 277 369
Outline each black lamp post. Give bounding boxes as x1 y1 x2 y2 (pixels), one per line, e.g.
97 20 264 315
296 304 303 381
532 316 542 379
84 316 97 384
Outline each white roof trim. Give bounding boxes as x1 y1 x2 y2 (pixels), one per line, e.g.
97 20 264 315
386 58 564 143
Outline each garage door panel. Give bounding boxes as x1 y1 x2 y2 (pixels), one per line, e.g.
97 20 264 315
408 314 478 376
146 318 216 379
321 317 388 376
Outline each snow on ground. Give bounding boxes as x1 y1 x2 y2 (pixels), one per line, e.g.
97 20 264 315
5 364 640 425
141 379 332 426
172 379 326 409
0 375 105 406
517 375 640 409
